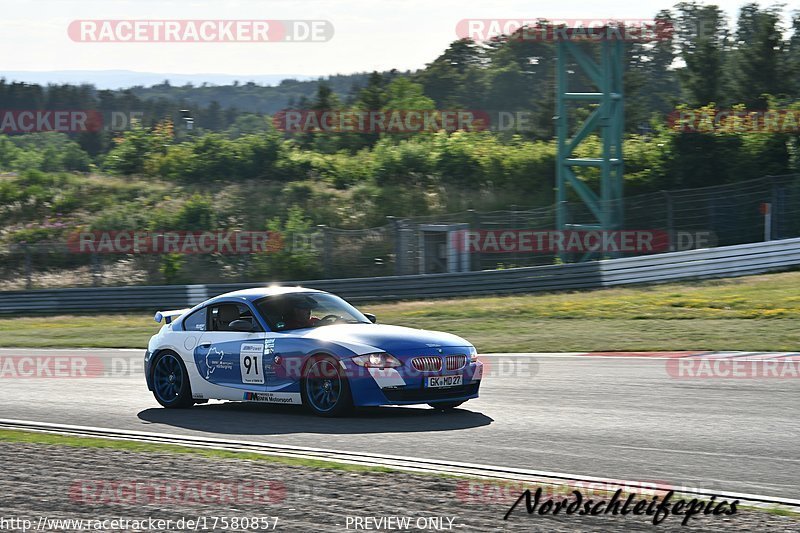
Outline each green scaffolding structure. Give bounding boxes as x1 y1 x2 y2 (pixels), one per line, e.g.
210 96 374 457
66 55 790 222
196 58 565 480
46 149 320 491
556 33 625 260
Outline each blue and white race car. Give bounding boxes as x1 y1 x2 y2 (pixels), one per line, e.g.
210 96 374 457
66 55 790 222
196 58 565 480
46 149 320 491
145 287 483 416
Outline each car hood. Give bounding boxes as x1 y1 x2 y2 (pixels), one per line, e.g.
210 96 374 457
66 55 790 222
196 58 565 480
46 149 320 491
298 323 471 355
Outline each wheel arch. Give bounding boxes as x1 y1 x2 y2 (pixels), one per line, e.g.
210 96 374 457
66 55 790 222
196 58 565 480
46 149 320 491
300 350 342 375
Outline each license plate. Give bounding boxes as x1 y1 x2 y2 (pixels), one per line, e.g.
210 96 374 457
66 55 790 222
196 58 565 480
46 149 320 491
426 375 463 388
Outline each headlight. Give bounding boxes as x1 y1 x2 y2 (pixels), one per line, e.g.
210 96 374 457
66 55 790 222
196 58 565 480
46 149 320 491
469 347 478 363
351 352 401 368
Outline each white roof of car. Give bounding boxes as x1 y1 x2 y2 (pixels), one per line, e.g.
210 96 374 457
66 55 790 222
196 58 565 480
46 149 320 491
214 286 324 301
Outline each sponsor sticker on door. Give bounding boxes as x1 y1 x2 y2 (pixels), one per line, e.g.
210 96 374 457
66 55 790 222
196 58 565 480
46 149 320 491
240 343 264 385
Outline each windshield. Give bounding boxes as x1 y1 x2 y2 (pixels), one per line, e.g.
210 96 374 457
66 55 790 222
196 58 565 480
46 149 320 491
254 292 370 332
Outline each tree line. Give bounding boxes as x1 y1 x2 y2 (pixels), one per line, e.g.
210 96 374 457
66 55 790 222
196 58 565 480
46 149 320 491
0 2 798 234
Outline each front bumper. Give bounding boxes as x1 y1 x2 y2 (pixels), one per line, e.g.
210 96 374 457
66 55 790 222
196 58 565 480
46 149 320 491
344 355 483 407
381 381 480 403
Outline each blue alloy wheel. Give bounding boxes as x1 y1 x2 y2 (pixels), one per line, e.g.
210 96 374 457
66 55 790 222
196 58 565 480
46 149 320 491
302 356 352 417
152 352 193 408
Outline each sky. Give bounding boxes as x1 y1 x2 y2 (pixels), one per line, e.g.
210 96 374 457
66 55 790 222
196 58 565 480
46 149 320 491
0 0 792 82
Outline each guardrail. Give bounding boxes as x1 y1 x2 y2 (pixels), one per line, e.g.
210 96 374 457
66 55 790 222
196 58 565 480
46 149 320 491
2 237 800 314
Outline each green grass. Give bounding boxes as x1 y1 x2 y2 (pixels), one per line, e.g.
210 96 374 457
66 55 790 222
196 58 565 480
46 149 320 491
762 507 800 517
2 271 800 352
0 429 396 473
0 314 158 348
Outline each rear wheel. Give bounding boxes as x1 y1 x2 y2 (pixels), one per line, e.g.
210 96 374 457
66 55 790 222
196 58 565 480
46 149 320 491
151 351 193 409
429 401 464 411
301 355 352 417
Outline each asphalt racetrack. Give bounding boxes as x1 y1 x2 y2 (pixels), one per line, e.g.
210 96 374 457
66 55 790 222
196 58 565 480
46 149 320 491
0 349 797 501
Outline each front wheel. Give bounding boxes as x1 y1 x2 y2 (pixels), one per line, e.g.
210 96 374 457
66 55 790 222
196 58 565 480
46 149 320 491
151 351 193 409
301 355 352 417
429 401 464 411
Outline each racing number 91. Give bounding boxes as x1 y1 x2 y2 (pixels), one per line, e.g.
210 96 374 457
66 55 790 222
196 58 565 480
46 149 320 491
240 343 265 385
244 356 258 375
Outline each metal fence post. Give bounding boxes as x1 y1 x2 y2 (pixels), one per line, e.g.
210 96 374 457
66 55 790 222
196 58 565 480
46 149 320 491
241 254 251 283
387 216 401 276
23 244 32 289
662 190 675 251
468 209 481 271
398 221 415 276
770 176 779 240
317 225 332 277
91 252 101 287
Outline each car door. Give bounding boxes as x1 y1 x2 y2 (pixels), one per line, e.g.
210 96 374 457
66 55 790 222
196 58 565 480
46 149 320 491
253 295 309 403
263 332 302 394
193 302 267 391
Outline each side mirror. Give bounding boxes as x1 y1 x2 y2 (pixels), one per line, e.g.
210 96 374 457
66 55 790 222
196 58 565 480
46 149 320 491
363 313 377 324
229 319 254 332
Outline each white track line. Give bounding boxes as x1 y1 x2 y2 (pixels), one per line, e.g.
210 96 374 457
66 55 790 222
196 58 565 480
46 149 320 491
480 353 691 360
480 352 800 361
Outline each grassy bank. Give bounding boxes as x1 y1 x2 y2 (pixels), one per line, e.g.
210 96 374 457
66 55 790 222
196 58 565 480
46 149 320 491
2 271 799 352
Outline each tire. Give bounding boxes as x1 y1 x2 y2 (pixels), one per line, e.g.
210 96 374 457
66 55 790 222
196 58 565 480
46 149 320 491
429 401 465 411
151 351 194 409
301 355 353 417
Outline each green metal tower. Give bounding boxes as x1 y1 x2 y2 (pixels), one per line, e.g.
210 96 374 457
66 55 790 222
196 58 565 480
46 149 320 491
556 33 625 260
